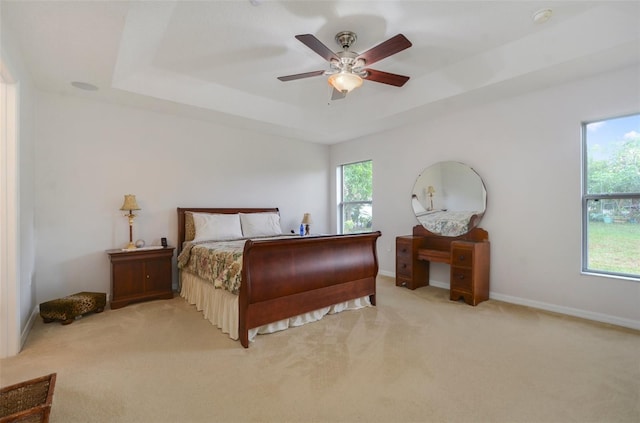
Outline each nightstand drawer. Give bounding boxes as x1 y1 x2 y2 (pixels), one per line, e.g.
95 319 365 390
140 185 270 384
450 267 472 293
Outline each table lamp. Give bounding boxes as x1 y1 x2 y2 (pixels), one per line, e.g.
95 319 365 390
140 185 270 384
427 186 435 210
301 213 312 236
120 194 141 250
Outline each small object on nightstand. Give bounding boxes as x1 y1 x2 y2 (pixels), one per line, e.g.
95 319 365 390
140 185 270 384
161 237 167 247
135 239 145 248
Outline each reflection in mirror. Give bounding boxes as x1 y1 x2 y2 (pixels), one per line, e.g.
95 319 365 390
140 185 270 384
412 161 487 237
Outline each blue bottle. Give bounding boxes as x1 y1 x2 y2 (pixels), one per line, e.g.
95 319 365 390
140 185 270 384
299 224 304 236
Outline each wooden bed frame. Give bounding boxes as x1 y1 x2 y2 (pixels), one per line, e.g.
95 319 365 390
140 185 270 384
177 207 381 347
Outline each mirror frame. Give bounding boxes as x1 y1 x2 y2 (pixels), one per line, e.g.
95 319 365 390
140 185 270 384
411 161 487 237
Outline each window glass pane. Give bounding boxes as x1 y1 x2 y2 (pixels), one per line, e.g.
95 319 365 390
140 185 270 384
342 203 372 234
585 114 640 195
342 161 372 202
340 160 372 234
586 199 640 275
588 198 640 224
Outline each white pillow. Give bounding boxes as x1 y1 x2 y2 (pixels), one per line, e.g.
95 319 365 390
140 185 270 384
240 212 282 238
192 213 243 242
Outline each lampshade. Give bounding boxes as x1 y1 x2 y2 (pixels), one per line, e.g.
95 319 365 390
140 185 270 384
427 186 436 195
301 213 312 224
328 71 363 93
119 194 140 211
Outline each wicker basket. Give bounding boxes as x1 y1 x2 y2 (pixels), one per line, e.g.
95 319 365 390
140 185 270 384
0 373 56 423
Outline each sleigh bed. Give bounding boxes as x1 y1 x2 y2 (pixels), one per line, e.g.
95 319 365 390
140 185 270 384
177 207 381 347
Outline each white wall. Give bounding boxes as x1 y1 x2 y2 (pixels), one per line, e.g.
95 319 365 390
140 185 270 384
34 93 330 303
330 65 640 328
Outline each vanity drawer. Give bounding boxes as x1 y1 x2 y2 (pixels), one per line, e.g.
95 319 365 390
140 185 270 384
451 245 473 267
396 257 413 278
450 267 473 293
396 241 412 259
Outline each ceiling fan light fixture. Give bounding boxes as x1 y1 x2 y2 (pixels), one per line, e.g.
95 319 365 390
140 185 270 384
328 71 363 93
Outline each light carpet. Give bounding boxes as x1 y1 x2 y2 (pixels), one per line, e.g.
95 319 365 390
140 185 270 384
1 276 638 423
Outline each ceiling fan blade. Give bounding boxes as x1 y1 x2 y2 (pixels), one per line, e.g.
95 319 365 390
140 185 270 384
295 34 340 62
356 34 412 66
364 69 410 87
277 70 325 82
331 88 347 101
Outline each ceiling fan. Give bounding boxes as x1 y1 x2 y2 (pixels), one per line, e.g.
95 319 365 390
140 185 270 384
277 31 412 100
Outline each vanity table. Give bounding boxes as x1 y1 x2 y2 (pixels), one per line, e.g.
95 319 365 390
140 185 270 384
398 161 490 306
396 225 490 305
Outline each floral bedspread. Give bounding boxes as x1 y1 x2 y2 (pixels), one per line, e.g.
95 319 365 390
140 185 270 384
177 235 298 295
177 240 245 294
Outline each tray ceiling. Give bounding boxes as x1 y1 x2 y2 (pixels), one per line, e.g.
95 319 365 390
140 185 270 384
2 1 639 143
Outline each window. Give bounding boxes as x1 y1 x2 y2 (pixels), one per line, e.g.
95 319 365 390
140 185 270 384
582 113 640 279
338 160 372 234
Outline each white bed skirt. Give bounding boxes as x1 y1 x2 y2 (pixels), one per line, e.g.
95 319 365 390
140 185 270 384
179 271 371 343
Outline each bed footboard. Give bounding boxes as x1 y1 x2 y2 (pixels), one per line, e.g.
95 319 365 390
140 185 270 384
238 232 381 347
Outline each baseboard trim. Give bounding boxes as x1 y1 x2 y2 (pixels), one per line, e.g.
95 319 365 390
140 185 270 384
489 292 640 331
429 281 449 290
384 272 640 331
21 305 40 349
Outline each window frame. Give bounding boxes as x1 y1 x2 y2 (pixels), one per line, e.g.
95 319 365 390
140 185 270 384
338 160 373 234
581 114 640 281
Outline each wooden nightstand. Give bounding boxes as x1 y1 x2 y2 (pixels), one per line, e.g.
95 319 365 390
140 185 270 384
106 247 175 309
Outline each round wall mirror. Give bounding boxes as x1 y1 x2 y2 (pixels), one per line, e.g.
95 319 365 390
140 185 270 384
411 161 487 237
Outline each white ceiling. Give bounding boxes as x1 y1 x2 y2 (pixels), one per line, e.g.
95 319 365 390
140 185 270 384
2 0 639 144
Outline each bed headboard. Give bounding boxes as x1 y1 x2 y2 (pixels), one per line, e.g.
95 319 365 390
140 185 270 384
176 207 279 254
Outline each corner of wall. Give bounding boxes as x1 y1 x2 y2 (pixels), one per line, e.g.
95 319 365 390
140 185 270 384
21 304 40 350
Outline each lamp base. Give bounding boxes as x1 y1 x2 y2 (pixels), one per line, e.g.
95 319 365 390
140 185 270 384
124 242 136 250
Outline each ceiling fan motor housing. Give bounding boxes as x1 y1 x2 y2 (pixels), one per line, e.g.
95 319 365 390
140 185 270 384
331 51 366 76
335 31 357 50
